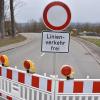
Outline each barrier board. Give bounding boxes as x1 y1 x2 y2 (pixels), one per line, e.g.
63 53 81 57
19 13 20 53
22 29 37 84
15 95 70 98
0 65 100 100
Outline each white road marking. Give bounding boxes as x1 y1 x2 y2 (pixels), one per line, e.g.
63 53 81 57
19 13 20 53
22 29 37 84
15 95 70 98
41 53 45 57
86 75 90 79
44 73 47 77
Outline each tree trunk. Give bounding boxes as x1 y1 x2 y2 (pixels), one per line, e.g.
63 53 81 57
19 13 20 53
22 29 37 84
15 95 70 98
10 0 16 37
0 0 5 39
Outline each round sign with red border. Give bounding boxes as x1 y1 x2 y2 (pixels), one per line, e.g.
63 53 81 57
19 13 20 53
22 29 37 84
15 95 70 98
43 1 71 31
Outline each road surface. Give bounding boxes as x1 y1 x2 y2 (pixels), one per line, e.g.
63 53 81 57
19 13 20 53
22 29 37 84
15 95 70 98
1 33 100 79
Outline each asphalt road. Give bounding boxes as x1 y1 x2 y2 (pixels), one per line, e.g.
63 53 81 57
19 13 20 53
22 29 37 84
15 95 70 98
1 33 100 79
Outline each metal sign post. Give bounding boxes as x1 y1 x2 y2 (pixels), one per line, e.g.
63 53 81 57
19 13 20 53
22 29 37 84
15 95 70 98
41 31 70 75
53 53 56 75
42 1 71 75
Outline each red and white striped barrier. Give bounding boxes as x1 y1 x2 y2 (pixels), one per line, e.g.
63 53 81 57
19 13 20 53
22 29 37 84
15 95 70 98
0 65 53 92
0 65 100 100
0 92 12 100
57 79 100 94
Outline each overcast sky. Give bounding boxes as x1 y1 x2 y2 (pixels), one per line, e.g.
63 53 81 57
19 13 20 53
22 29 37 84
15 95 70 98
15 0 100 23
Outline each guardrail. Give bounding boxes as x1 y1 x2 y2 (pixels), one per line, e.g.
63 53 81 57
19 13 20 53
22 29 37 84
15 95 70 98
0 65 100 100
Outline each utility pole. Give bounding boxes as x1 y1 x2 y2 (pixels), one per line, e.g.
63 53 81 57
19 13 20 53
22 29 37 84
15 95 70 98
10 0 16 37
0 0 5 39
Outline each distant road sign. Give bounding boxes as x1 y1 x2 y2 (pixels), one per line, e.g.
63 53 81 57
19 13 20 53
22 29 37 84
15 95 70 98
43 1 71 31
41 31 70 53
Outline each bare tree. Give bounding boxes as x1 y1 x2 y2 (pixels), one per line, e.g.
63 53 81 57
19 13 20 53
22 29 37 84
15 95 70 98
0 0 5 38
4 0 23 37
10 0 16 37
4 0 24 20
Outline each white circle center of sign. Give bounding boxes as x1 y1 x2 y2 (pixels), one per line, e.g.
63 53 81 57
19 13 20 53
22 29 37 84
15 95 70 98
47 6 68 27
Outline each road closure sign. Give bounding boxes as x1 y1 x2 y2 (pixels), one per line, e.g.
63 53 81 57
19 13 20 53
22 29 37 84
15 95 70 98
43 1 71 31
41 31 70 53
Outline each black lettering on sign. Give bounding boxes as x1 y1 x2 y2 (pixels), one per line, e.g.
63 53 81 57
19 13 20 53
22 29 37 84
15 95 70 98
46 40 66 45
51 46 59 51
47 34 63 39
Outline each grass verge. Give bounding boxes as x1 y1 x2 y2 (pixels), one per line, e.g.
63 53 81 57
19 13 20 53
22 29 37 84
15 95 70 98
0 34 26 47
82 38 100 47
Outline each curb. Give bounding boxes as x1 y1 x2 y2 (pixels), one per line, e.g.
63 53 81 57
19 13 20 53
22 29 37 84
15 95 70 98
0 35 33 53
73 37 100 65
